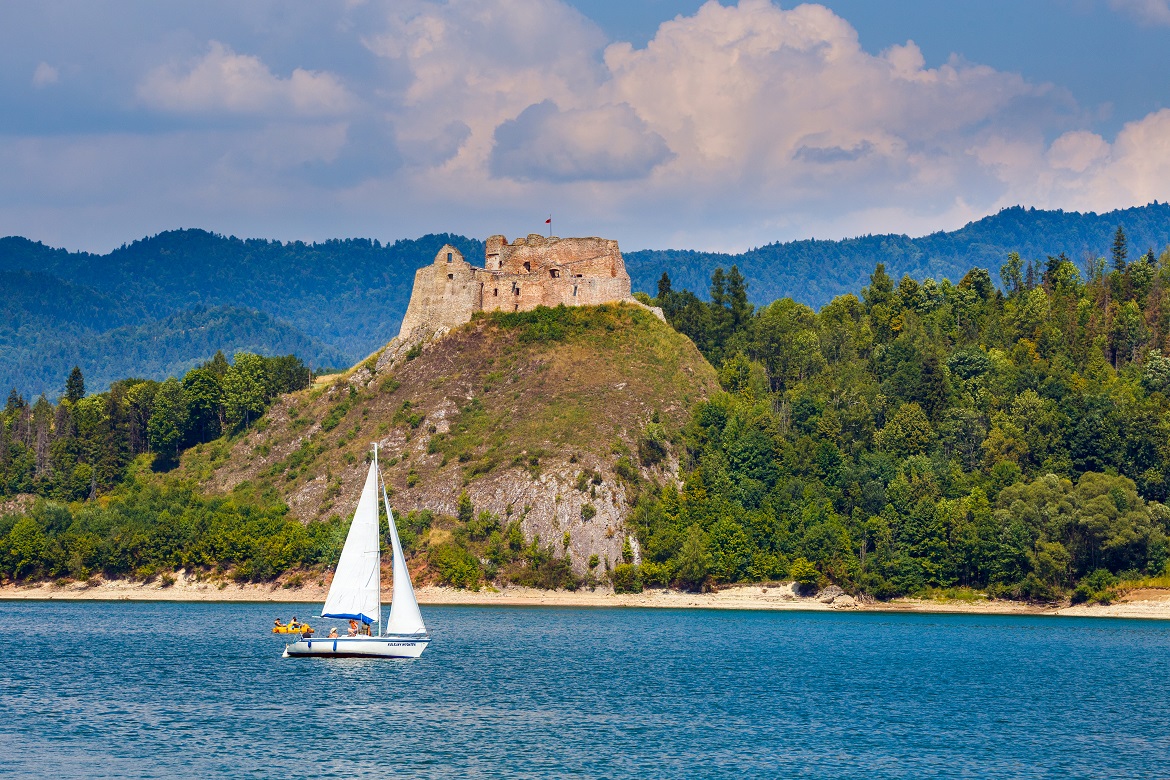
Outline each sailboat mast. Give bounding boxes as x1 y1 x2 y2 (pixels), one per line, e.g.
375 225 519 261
373 443 381 638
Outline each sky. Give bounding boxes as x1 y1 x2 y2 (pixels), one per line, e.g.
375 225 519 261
3 0 1170 253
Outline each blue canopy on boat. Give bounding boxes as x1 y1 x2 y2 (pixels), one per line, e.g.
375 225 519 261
322 611 375 625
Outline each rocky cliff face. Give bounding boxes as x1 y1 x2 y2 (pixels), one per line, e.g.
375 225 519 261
185 304 718 578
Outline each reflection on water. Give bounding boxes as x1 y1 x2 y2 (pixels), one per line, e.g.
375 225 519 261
1 601 1168 778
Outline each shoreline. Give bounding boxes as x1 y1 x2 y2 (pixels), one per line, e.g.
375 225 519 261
4 575 1170 620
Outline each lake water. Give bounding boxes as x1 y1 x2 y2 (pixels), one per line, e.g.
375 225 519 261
1 601 1169 778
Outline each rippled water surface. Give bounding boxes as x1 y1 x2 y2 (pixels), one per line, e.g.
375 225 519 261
2 601 1169 778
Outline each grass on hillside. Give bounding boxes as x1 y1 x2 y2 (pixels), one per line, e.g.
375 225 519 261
183 303 715 522
426 304 708 481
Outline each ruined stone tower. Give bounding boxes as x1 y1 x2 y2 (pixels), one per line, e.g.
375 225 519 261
397 233 654 342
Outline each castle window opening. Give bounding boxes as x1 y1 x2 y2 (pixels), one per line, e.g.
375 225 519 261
514 285 521 296
447 252 453 263
523 261 531 272
550 269 560 279
493 288 498 297
447 273 454 280
573 285 578 297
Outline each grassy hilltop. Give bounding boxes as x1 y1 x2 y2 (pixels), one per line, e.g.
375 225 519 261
181 304 718 586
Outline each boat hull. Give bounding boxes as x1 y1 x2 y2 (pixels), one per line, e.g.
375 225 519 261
283 635 430 659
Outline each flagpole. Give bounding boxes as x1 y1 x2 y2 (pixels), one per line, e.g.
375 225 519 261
547 214 552 238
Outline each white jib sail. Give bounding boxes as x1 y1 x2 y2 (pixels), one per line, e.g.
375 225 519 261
321 457 381 626
382 482 427 636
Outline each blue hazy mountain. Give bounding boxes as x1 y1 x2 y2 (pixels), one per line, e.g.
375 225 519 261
0 232 482 396
623 203 1170 306
3 204 1168 395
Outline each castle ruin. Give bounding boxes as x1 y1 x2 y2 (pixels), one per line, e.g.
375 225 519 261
397 233 656 342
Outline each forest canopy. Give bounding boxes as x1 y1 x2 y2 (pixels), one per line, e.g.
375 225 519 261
623 231 1170 600
5 224 1170 603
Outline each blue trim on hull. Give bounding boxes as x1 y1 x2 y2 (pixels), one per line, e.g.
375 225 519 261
285 635 430 659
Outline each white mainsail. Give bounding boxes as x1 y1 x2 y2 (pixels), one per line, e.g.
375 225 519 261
382 481 427 635
320 456 381 626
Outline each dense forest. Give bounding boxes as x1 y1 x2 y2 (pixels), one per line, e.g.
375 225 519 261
5 221 1170 603
6 203 1170 395
0 352 336 583
619 226 1170 602
0 352 310 500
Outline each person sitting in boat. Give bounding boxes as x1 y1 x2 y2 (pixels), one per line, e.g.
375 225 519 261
289 616 301 630
300 624 314 638
274 618 285 628
348 619 359 637
327 627 338 638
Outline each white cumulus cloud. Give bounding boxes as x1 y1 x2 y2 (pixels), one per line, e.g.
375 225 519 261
6 0 1170 254
999 109 1170 214
138 41 354 117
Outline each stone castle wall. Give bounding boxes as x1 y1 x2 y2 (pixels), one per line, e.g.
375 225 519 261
397 233 653 341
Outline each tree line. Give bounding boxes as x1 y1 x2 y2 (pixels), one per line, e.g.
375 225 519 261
0 352 310 502
621 226 1170 600
7 222 1170 602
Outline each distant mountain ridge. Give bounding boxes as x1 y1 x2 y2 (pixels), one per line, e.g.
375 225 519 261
0 232 482 396
624 203 1170 306
3 203 1169 396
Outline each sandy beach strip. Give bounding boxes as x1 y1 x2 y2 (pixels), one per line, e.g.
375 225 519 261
4 573 1170 620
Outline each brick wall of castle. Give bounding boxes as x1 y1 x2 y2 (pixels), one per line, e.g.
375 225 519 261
397 233 649 340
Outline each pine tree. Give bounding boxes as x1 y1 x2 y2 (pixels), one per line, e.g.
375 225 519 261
725 265 753 327
204 350 231 379
657 272 672 300
863 263 895 311
1112 225 1128 271
709 268 727 310
65 366 85 403
1043 252 1070 289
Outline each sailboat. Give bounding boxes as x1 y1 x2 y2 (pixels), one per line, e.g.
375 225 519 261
284 445 430 659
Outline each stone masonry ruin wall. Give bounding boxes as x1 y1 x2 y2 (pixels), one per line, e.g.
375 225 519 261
397 233 658 342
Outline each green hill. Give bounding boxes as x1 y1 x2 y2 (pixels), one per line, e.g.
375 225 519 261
182 304 719 584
